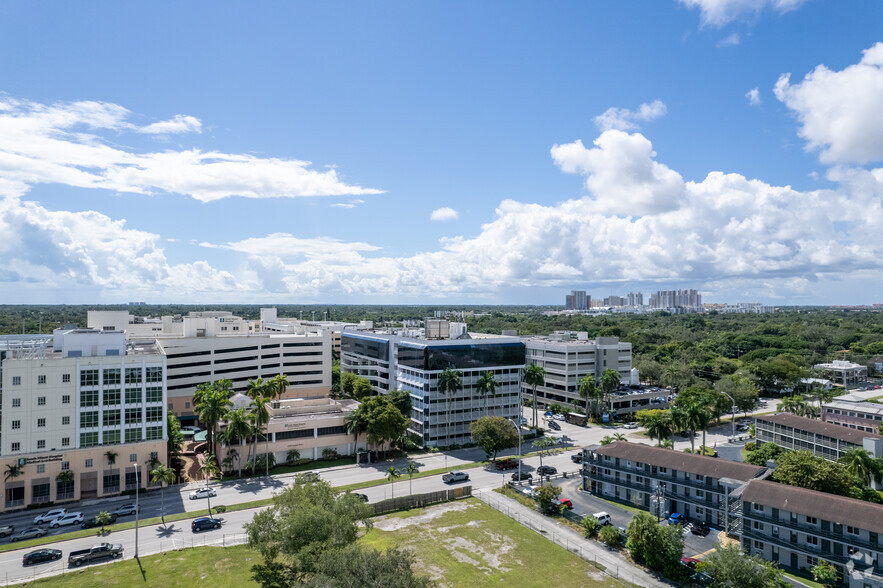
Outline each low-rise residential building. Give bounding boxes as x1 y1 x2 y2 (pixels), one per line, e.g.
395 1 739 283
813 360 868 386
0 330 167 511
582 442 767 532
822 400 883 434
738 479 883 587
754 413 883 462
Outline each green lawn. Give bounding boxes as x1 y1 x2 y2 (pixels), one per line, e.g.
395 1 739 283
361 497 608 587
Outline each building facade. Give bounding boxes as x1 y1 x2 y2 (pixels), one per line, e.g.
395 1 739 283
822 400 883 433
813 360 869 386
754 413 883 462
1 330 167 511
565 290 589 311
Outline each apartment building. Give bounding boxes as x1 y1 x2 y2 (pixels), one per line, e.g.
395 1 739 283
754 413 883 462
582 442 767 532
341 328 525 447
0 330 167 511
738 479 883 586
822 400 883 434
522 334 636 410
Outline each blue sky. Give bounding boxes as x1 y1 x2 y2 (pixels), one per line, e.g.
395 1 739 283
0 0 882 305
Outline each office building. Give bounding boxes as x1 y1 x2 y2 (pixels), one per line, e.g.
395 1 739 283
627 292 643 306
813 360 868 386
822 400 883 433
1 330 167 510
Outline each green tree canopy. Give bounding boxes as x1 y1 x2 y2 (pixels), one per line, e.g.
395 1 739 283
625 512 684 576
469 416 518 461
771 450 853 496
702 543 787 588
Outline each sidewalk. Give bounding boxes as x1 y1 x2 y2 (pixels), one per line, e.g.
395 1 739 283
474 488 675 588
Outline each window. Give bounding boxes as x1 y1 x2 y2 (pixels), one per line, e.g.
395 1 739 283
12 398 20 407
185 402 190 409
103 368 120 385
12 376 21 385
695 506 704 515
11 442 20 452
85 458 93 468
61 461 69 471
80 431 98 447
125 470 142 490
658 467 667 474
130 453 138 463
37 440 45 449
695 474 705 481
103 410 121 427
126 429 143 443
37 375 46 384
80 412 99 428
146 367 163 383
146 426 163 440
62 374 70 383
80 389 99 407
37 396 46 406
62 394 70 404
150 451 158 461
753 503 764 513
103 429 121 445
62 416 70 426
80 369 99 387
806 535 819 546
847 525 859 535
103 472 120 493
125 408 142 424
125 389 142 404
103 389 121 405
146 387 162 403
753 520 764 531
61 437 70 447
146 406 162 422
696 489 705 498
11 420 20 430
37 418 45 427
806 556 818 566
125 368 142 384
806 516 818 525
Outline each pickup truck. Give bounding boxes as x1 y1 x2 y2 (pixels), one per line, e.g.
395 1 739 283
441 471 469 484
495 459 519 470
68 543 123 567
0 524 14 538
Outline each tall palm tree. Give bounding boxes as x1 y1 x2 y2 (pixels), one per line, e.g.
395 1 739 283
438 368 463 447
476 372 498 417
198 453 222 515
405 461 419 495
386 466 400 498
600 369 621 418
270 374 290 401
150 464 177 526
579 375 598 419
345 409 368 458
104 450 118 466
215 379 234 397
245 377 267 400
223 407 253 478
838 448 882 487
249 395 271 476
672 399 704 453
643 411 674 447
523 365 546 429
195 387 233 458
56 470 74 499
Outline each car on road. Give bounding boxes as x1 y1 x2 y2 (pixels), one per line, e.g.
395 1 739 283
623 422 638 429
547 420 561 431
181 426 202 433
49 512 84 528
495 458 519 470
552 498 573 510
11 527 48 542
0 524 14 538
536 465 557 476
296 472 320 483
571 453 583 464
510 471 533 481
191 517 222 532
668 513 687 526
68 542 123 567
81 513 118 529
109 504 139 517
688 521 711 536
22 548 62 566
33 509 66 525
517 417 528 425
543 411 554 418
593 512 612 526
352 493 369 502
442 471 469 484
189 487 217 500
680 557 701 570
552 413 564 420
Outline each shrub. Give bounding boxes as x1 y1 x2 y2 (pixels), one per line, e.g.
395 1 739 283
213 504 227 513
599 524 621 548
247 452 277 471
744 442 757 452
321 448 339 461
286 450 301 466
581 515 600 538
449 444 462 450
429 447 440 453
26 501 56 510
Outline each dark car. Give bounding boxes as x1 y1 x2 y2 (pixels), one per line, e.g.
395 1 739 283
536 465 557 476
81 513 118 529
668 513 687 526
680 557 701 570
547 420 561 431
191 517 222 533
23 549 62 566
688 521 711 536
352 493 369 502
571 453 583 464
495 459 519 470
511 471 533 481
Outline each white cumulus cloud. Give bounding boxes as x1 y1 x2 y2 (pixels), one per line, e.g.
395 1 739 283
136 114 202 134
679 0 810 27
717 33 741 47
594 100 667 132
746 87 762 106
774 42 883 165
430 207 459 221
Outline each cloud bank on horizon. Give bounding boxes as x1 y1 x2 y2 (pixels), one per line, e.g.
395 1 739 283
0 31 882 304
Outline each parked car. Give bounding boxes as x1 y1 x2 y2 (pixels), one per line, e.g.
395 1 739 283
593 512 612 526
547 420 561 431
552 498 573 510
49 512 84 528
495 458 519 470
33 509 66 525
109 504 138 517
623 422 638 429
543 411 554 418
536 465 557 476
517 417 528 425
571 453 583 464
191 517 222 533
352 493 369 502
68 543 123 567
668 513 687 526
81 514 118 529
0 524 14 538
22 548 62 566
189 487 217 500
688 521 711 536
442 471 469 484
511 471 533 481
296 472 320 483
680 557 701 570
552 414 565 421
11 527 48 542
181 426 202 433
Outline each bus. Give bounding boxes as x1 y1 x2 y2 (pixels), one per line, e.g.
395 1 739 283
565 412 588 426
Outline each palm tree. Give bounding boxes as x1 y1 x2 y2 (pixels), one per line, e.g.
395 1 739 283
643 412 673 447
146 454 161 472
672 399 705 453
438 368 463 447
195 386 233 458
405 461 419 495
386 466 400 498
270 373 290 401
600 369 621 418
56 470 74 499
245 377 266 400
523 365 546 429
612 433 626 441
104 451 118 466
578 375 598 419
532 436 556 468
663 364 682 391
248 395 271 476
215 379 234 397
476 372 498 417
150 464 176 526
838 448 882 487
659 438 674 449
345 409 368 458
223 407 253 478
198 453 222 515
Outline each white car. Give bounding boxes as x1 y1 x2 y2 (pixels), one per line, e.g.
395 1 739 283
181 426 202 433
189 487 217 500
552 414 565 421
49 512 84 528
33 509 66 525
624 422 639 429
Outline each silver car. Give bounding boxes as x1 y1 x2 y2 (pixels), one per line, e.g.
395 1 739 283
11 527 47 542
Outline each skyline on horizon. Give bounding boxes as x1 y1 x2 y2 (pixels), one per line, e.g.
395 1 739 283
1 2 882 306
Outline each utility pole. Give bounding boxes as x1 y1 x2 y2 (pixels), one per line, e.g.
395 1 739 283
134 463 140 558
508 418 523 486
654 481 666 523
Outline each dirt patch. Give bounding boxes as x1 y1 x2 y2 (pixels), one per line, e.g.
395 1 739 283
373 499 478 532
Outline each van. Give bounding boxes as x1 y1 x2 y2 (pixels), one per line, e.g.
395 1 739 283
593 512 612 526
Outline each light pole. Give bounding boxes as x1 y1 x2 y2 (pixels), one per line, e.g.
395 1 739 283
720 391 737 439
134 462 140 558
653 481 666 523
508 418 523 486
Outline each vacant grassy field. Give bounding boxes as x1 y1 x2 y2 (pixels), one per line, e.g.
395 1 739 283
361 497 609 587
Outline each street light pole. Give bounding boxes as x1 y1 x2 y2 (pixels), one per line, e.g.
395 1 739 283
508 418 523 485
720 391 737 439
134 462 140 558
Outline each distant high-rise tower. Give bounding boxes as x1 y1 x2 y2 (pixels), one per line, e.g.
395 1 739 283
627 292 643 306
570 290 588 310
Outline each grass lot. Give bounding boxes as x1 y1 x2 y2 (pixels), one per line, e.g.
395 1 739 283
26 545 260 588
361 497 608 587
